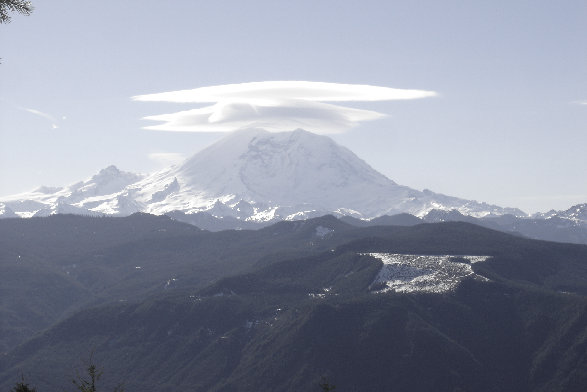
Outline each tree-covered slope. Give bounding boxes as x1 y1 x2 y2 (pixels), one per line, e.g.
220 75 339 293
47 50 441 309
2 216 587 391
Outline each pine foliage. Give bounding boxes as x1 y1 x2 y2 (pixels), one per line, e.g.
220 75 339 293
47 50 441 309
0 0 33 24
71 356 124 392
10 376 36 392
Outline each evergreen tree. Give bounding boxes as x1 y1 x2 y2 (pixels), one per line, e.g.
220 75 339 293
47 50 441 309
71 355 124 392
10 375 36 392
319 377 336 392
0 0 33 24
72 362 102 392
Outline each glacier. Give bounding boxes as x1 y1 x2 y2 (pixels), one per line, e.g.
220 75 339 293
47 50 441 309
0 128 530 221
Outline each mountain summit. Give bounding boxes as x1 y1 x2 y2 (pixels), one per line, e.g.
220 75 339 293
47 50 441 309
0 128 525 221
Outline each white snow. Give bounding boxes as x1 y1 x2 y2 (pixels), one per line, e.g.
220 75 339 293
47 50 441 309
0 203 18 218
308 287 335 299
532 203 587 227
365 253 491 294
0 129 529 221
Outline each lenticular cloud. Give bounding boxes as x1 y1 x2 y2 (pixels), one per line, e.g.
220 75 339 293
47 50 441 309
133 81 437 134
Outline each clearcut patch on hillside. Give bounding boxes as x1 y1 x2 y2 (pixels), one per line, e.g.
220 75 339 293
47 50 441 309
366 253 491 293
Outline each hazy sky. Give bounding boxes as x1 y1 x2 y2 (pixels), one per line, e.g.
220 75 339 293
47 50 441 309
1 1 586 214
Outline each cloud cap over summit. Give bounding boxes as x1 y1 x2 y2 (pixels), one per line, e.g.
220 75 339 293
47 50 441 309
133 81 437 134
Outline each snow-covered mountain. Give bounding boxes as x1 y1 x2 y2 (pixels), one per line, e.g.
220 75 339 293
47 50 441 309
0 128 527 221
532 203 587 227
0 165 144 218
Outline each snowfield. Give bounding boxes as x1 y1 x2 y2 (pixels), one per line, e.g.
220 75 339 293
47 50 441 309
366 253 491 293
0 129 527 221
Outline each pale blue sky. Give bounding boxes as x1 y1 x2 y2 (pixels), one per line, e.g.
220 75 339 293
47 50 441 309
1 1 586 213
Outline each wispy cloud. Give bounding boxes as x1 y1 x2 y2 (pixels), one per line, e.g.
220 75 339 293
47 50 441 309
22 107 61 129
142 100 385 134
133 81 437 134
133 81 437 103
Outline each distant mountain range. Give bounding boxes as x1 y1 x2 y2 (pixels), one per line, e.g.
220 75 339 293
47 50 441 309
1 128 585 244
3 129 587 391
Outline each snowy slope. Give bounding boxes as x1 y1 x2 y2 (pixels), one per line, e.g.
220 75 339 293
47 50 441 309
532 203 587 227
367 253 491 293
0 128 527 221
0 165 144 217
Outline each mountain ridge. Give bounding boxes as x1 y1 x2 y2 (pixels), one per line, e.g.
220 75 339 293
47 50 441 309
0 128 527 221
2 214 587 392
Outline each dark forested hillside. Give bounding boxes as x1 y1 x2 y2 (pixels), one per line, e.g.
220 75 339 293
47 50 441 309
1 214 587 392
